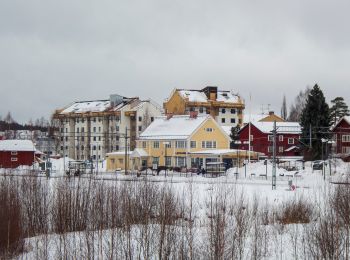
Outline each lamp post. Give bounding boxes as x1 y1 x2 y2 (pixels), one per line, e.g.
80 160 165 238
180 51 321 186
163 141 170 177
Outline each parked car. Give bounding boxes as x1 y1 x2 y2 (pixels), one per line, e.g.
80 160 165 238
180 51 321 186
312 160 326 170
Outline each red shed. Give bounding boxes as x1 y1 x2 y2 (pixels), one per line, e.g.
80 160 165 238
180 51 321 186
0 140 36 168
331 116 350 155
238 121 302 158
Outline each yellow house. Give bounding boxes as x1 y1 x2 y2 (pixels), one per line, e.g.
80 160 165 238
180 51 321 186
106 151 131 171
163 86 245 128
131 114 232 170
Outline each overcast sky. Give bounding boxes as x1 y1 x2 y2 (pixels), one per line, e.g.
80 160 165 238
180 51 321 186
1 0 350 123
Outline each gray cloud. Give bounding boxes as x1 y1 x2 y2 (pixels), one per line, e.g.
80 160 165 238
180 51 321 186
1 0 350 123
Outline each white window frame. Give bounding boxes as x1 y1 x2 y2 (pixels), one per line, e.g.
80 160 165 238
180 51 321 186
153 141 160 149
176 157 186 167
279 146 284 153
11 151 18 155
279 135 284 142
268 135 273 141
342 135 350 142
11 157 18 162
175 141 186 148
288 138 294 144
190 141 196 149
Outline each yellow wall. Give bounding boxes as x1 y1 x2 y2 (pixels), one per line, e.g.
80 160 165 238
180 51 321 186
163 90 186 115
106 153 130 171
136 117 230 167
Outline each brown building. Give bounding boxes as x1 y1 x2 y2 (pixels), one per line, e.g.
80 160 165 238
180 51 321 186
163 86 245 128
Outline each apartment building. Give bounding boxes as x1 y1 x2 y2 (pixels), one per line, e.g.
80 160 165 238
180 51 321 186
53 94 162 161
163 86 245 128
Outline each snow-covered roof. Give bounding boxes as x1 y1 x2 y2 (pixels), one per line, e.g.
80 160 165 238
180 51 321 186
106 151 132 156
331 116 350 130
190 149 264 156
178 90 240 103
0 140 36 151
251 121 301 134
130 148 149 158
139 115 209 140
61 100 111 114
179 90 208 102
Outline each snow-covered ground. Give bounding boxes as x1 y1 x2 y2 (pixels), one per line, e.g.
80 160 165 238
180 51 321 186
3 158 350 259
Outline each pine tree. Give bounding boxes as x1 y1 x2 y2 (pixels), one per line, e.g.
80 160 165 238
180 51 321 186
300 84 331 160
229 125 241 149
281 95 287 120
329 97 350 125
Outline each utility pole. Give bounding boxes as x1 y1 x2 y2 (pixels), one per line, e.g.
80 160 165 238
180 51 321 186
124 127 128 175
272 121 277 190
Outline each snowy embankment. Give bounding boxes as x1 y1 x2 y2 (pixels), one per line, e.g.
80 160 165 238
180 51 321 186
2 158 349 259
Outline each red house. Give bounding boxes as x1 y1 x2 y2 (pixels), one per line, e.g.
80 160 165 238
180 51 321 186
331 116 350 156
0 140 36 168
238 121 302 158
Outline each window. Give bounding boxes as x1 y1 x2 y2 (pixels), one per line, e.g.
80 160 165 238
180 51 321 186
176 157 186 167
268 135 273 141
118 158 124 164
152 157 159 165
190 141 196 148
206 128 213 132
151 117 154 122
279 135 284 142
93 145 96 150
231 109 236 114
81 146 84 151
11 151 18 155
202 141 216 148
93 117 96 122
221 118 226 123
138 116 142 122
116 145 119 150
279 146 284 153
199 107 204 113
65 128 68 133
268 146 273 153
65 137 68 142
98 136 101 141
76 118 80 123
153 141 160 148
288 138 294 144
98 145 101 150
98 118 102 122
116 126 119 131
11 157 18 162
231 118 236 124
93 137 96 141
82 118 85 123
175 141 186 148
81 136 85 142
93 127 96 133
165 156 172 166
221 108 226 114
164 142 171 148
250 135 254 141
342 147 350 154
98 127 101 132
342 135 350 142
60 146 63 151
81 127 85 133
142 141 147 148
138 126 142 132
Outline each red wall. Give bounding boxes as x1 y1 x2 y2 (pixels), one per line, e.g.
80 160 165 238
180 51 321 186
332 119 350 154
0 151 35 168
238 124 301 157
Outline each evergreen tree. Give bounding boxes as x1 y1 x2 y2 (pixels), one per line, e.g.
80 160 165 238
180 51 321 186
281 95 287 120
229 125 241 149
329 97 350 125
300 84 331 160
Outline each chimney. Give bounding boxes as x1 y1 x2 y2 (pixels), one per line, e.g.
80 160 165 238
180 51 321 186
190 111 198 119
202 86 218 101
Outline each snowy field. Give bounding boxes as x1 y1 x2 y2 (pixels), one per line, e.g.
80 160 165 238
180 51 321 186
1 158 350 259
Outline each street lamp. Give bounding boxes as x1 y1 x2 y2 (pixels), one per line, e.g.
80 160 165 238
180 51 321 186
163 141 170 177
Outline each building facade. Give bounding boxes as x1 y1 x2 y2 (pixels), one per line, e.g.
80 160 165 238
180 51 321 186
0 140 36 168
163 86 245 128
53 94 162 161
238 121 302 158
129 114 231 170
331 116 350 156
